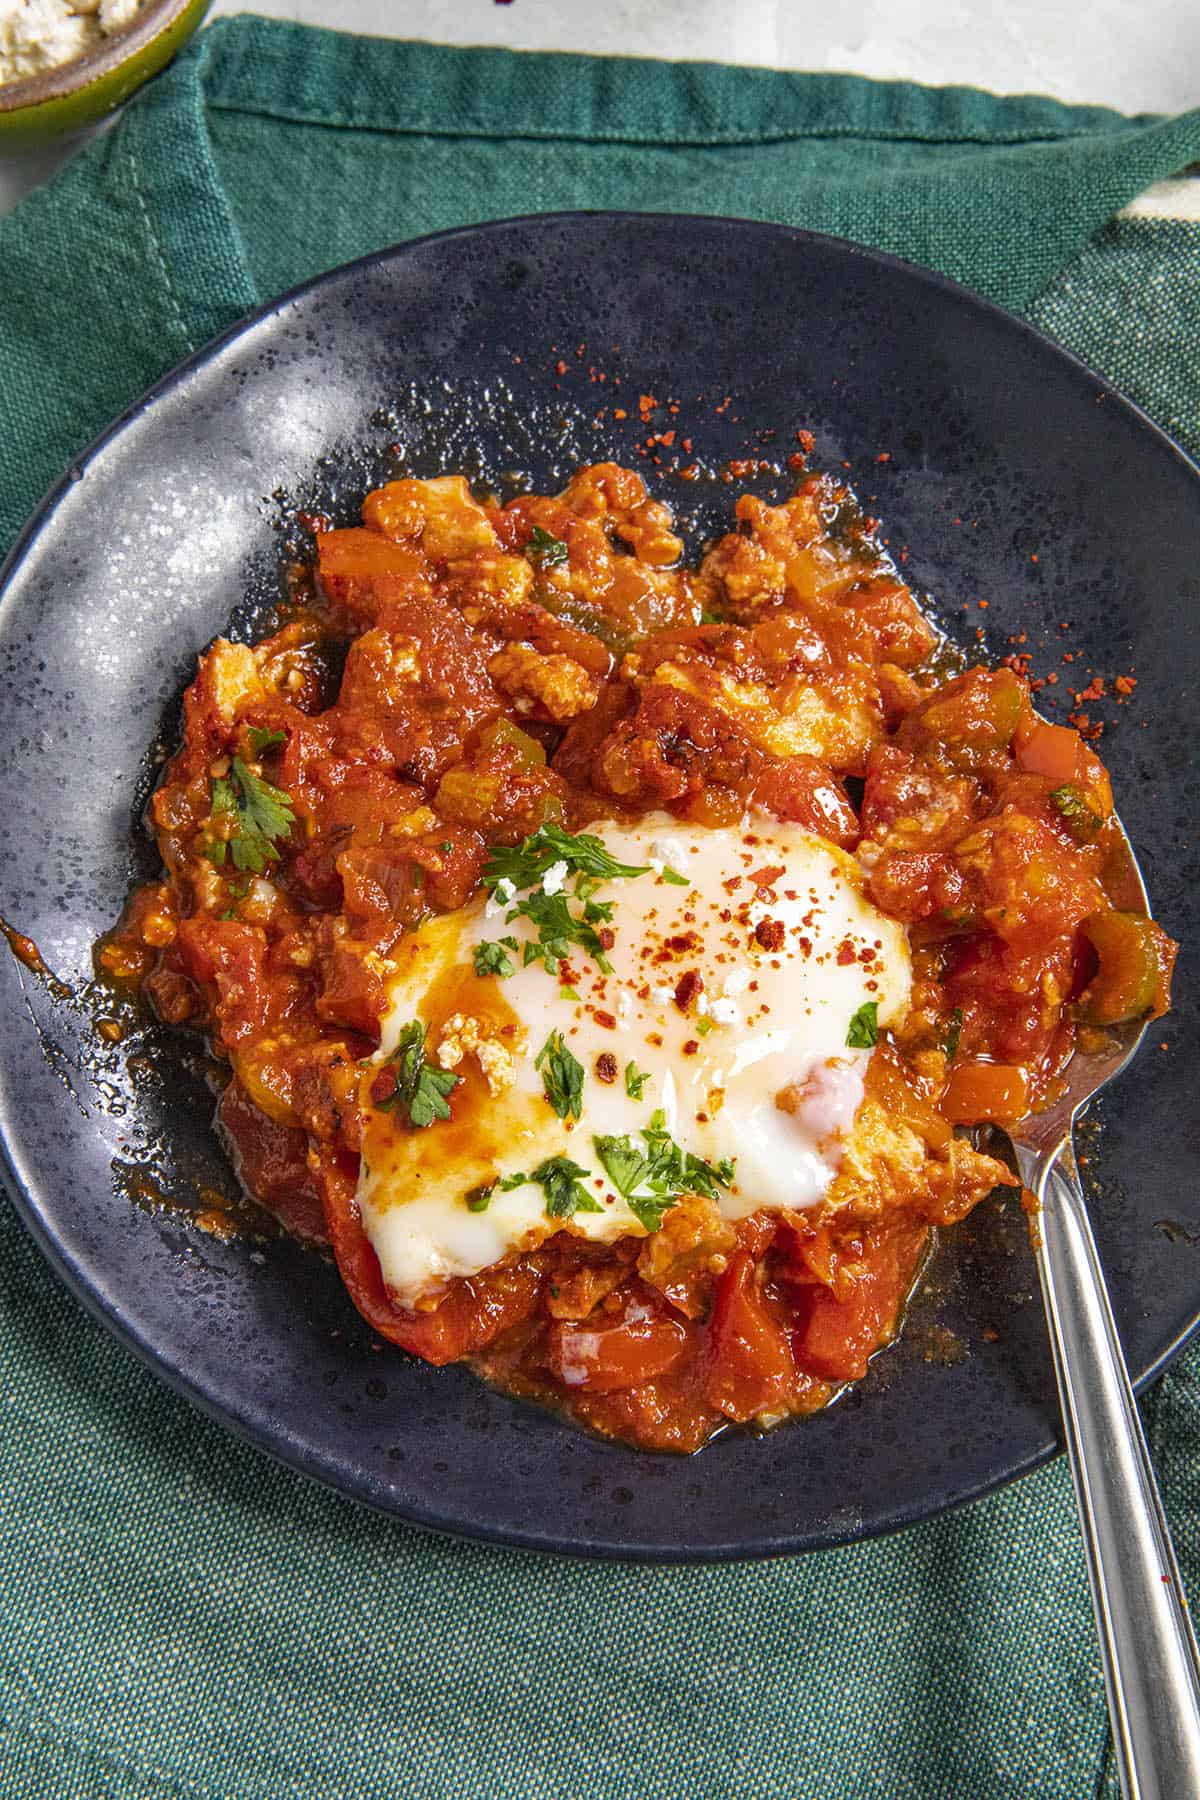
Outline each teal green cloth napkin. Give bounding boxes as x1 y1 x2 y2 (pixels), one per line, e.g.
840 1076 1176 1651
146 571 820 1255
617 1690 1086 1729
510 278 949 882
2 18 1200 1797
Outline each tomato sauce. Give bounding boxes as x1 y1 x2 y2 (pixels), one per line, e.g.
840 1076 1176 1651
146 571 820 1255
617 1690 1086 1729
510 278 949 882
100 463 1176 1451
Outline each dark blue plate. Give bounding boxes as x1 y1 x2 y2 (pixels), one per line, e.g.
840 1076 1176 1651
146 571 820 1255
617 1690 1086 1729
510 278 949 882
1 214 1197 1561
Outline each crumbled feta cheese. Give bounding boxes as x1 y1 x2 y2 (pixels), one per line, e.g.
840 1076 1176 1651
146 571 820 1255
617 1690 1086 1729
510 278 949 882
436 1013 517 1095
647 835 688 880
708 997 741 1027
0 0 146 85
722 967 752 998
484 876 516 920
541 859 568 896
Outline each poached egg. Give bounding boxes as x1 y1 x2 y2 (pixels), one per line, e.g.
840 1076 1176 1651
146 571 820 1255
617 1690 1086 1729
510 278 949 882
356 814 911 1308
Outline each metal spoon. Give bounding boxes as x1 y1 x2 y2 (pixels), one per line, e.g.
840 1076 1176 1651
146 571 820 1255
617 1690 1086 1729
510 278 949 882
1006 823 1200 1799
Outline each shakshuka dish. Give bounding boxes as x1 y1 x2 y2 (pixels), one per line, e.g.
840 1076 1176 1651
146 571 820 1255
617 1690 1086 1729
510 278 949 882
101 460 1175 1451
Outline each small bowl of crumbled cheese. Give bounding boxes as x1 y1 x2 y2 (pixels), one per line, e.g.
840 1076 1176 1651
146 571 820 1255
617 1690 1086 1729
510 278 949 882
0 0 211 147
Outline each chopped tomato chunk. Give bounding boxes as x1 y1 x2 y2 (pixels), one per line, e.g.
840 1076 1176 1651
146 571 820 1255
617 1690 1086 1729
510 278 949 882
706 1252 796 1421
546 1295 687 1393
793 1227 925 1382
217 1079 326 1244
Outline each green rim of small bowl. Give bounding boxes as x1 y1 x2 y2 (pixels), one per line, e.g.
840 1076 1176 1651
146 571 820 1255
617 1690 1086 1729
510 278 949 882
0 0 211 149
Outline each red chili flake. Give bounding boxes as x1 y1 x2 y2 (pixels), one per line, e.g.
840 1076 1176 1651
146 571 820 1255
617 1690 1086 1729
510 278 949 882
679 464 700 481
795 429 815 452
638 393 657 417
1115 674 1138 699
836 940 857 967
750 864 785 891
754 918 786 952
555 360 567 375
660 430 676 447
683 1040 699 1056
593 1011 617 1032
666 931 701 954
681 437 693 454
614 407 627 420
1031 553 1039 563
876 452 891 463
369 1069 396 1106
1045 672 1059 685
595 1052 618 1083
978 599 989 610
1077 676 1106 703
598 927 616 951
673 970 704 1012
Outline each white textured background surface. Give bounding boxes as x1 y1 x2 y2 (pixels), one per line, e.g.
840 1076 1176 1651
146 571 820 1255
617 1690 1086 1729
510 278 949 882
2 0 1199 215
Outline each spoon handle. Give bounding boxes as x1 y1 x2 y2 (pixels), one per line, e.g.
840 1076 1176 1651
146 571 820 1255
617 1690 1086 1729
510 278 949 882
1016 1144 1200 1799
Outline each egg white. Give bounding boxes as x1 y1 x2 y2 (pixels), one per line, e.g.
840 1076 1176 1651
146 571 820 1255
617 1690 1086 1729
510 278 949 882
356 814 911 1307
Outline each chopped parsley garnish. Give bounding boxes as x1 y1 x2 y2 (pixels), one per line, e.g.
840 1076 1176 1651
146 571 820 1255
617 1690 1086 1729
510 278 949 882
207 757 296 873
695 1016 713 1036
374 1020 459 1129
513 890 616 976
482 824 649 894
595 1110 735 1232
639 1109 735 1201
529 1156 603 1219
846 1000 879 1049
481 825 649 977
626 1191 679 1234
594 1136 648 1199
625 1061 650 1100
525 525 569 568
940 1006 964 1061
465 1184 493 1213
658 867 691 887
536 1030 585 1122
247 726 286 756
1051 785 1102 842
474 937 518 979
